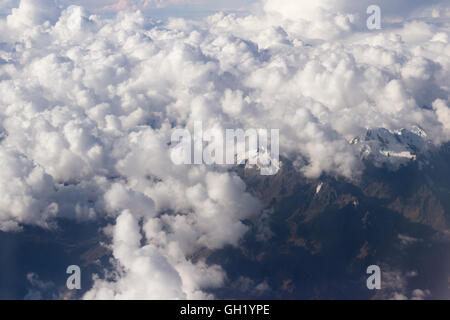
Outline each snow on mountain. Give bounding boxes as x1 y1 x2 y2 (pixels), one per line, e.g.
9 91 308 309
245 145 281 176
351 126 434 169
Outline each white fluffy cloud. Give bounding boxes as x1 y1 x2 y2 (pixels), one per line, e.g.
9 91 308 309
0 146 57 231
263 0 450 39
6 0 60 28
433 99 450 142
0 0 448 298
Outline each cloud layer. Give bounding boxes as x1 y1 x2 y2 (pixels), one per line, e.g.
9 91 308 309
0 0 448 298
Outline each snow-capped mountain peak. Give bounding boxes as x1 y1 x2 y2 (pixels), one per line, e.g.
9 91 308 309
351 126 434 169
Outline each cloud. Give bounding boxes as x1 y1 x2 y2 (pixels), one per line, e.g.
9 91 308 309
0 146 58 232
6 0 60 28
263 0 450 40
375 268 432 300
84 210 188 299
264 0 448 21
24 272 56 300
0 0 448 298
433 99 450 142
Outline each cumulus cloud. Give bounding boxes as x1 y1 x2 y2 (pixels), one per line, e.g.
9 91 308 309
0 0 448 298
375 268 432 300
0 146 58 231
433 99 450 142
24 272 56 300
6 0 60 28
263 0 450 39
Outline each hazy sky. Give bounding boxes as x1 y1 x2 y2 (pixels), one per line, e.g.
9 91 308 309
0 0 259 17
1 1 448 19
